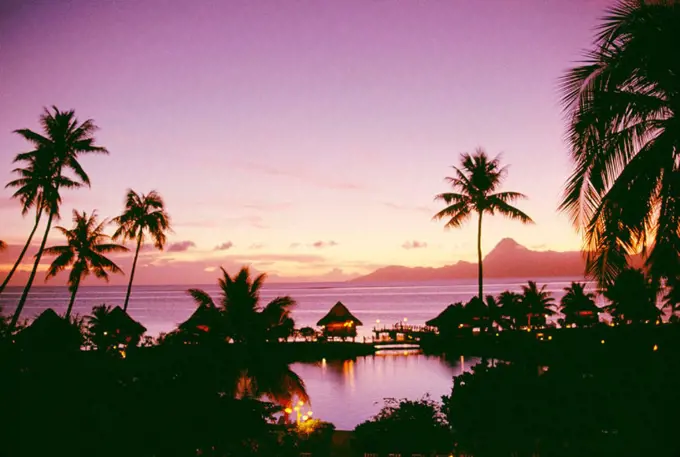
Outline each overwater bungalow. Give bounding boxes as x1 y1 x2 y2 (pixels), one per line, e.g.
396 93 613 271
317 301 363 341
426 302 475 337
107 306 147 343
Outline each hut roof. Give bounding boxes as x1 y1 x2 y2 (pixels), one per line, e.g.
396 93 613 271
178 305 222 332
17 308 82 348
317 301 363 326
426 303 466 327
108 306 147 335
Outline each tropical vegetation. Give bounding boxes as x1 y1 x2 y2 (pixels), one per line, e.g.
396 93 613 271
112 189 171 311
560 0 680 287
434 149 533 299
6 107 108 331
43 210 127 318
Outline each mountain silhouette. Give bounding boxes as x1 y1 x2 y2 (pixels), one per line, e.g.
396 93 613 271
351 238 590 282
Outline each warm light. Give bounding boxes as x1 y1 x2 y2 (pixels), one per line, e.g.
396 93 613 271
120 350 126 359
284 408 292 414
653 344 658 351
298 400 304 406
403 351 408 355
302 415 308 421
458 324 463 328
548 336 552 340
601 340 605 344
294 406 300 411
495 333 499 337
376 319 380 324
307 411 313 416
103 331 108 336
403 318 408 322
526 328 531 332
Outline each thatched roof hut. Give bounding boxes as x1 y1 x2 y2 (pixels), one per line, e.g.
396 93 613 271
317 302 363 327
17 308 83 350
426 303 466 328
178 305 223 333
108 306 146 337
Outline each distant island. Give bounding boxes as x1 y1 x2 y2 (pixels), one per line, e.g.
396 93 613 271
352 238 599 283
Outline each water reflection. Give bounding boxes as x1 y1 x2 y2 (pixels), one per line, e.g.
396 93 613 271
291 352 481 430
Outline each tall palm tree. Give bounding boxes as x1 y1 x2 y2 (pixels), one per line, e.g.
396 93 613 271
560 0 680 287
187 266 296 344
603 268 661 325
560 282 600 328
112 189 171 311
1 152 81 295
43 210 127 318
433 149 533 299
9 107 108 331
520 281 556 330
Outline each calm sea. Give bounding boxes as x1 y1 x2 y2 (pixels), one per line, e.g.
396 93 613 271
0 277 597 337
0 277 593 428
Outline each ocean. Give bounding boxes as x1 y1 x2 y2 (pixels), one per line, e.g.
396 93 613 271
1 276 598 337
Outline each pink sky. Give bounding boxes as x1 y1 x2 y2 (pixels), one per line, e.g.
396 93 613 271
0 0 611 283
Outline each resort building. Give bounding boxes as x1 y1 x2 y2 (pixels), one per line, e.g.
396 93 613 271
317 301 363 341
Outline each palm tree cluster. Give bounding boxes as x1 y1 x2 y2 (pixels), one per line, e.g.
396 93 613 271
0 107 171 331
177 266 297 345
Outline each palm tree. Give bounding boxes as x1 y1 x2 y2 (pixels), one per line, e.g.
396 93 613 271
433 149 533 299
560 282 600 328
560 0 680 287
9 107 108 331
43 210 127 318
498 291 524 330
187 266 296 344
520 281 556 330
1 152 82 295
112 189 171 311
484 295 510 333
603 268 661 325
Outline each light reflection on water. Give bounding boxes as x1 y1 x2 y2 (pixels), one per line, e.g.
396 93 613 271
290 352 481 430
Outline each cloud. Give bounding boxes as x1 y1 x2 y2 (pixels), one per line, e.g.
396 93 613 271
402 240 428 250
214 241 234 251
383 202 433 214
236 161 365 191
312 240 338 249
226 253 325 263
167 240 196 252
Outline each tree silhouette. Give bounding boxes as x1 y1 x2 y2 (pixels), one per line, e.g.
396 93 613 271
0 241 5 251
497 291 524 330
663 280 680 323
187 266 296 344
1 148 82 295
520 281 556 329
43 211 127 318
560 0 680 286
603 268 661 325
112 189 171 311
9 107 107 331
559 282 600 328
434 149 533 299
484 295 510 333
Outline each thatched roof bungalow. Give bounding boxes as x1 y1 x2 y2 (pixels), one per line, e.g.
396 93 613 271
108 306 146 341
177 305 224 342
317 302 362 340
17 308 83 351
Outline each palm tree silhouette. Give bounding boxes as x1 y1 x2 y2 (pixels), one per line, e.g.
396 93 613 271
112 189 171 311
559 282 600 328
663 281 680 323
560 0 680 286
43 210 127 318
484 295 510 333
8 107 107 331
1 150 83 295
498 291 523 330
433 149 533 299
520 281 556 330
187 266 296 344
603 268 661 325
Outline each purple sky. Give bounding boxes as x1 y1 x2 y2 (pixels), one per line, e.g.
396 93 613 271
0 0 611 282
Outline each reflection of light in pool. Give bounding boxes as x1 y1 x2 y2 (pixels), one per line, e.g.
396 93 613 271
374 349 421 356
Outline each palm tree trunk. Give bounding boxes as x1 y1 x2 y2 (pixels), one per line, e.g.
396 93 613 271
65 278 80 319
477 210 483 300
9 210 55 331
122 232 142 312
0 209 42 295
